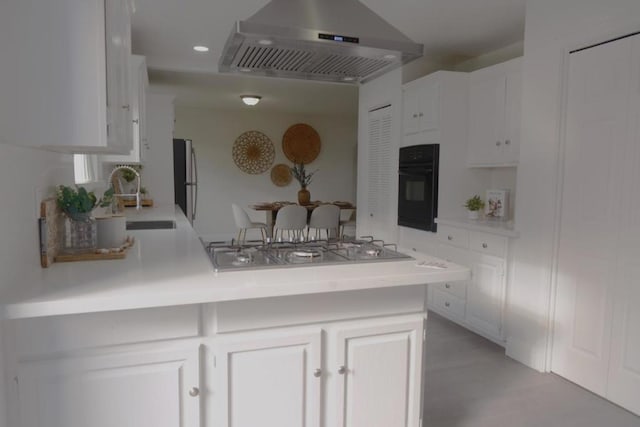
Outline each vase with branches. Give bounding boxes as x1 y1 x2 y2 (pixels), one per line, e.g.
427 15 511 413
290 162 318 205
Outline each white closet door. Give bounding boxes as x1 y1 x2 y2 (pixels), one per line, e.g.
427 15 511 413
607 35 640 416
552 35 633 396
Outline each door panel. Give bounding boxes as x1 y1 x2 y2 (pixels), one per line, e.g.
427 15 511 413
465 253 504 339
467 74 506 165
215 330 322 427
335 319 423 427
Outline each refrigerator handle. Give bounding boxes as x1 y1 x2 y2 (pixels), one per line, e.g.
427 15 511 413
191 146 198 221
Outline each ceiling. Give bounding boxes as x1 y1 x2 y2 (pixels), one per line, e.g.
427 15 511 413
131 0 525 113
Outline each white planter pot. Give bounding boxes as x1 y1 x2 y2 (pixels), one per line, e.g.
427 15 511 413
467 210 479 220
95 215 126 248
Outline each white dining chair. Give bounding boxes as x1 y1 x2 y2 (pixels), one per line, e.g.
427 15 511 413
232 203 267 244
339 209 357 238
308 204 340 240
273 205 308 241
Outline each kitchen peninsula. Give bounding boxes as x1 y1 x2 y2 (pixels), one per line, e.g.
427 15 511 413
0 206 469 427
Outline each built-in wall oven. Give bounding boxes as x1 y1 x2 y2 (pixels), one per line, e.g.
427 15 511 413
397 144 439 232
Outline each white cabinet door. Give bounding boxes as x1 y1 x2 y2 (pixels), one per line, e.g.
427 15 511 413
402 87 421 135
215 329 322 427
465 252 505 340
552 35 632 397
501 64 522 164
335 319 424 427
18 346 201 427
467 73 506 166
103 55 148 164
402 78 440 136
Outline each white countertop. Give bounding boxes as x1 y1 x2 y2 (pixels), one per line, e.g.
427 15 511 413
0 206 470 320
436 217 520 238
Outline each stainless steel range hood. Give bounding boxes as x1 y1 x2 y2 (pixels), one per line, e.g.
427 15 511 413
218 0 423 84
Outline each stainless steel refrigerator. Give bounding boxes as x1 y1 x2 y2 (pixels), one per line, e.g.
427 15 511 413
173 139 198 225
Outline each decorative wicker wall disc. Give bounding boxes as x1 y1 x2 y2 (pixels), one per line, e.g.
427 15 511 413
232 131 275 174
282 123 321 164
271 164 292 187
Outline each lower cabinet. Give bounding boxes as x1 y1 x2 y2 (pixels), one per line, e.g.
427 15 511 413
213 316 425 427
17 345 201 427
213 330 323 427
430 224 509 344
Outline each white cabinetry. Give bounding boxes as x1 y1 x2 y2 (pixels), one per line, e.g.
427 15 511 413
335 319 424 427
103 55 149 164
402 79 440 137
17 346 201 427
214 329 322 427
552 33 640 416
467 58 522 167
0 0 132 153
430 224 508 344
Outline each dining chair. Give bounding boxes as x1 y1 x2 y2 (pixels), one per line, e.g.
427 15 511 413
273 205 308 241
308 204 341 240
339 209 357 238
232 203 267 244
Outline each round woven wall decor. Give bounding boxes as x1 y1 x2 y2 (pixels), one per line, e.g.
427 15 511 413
282 123 321 164
232 131 275 174
270 164 292 187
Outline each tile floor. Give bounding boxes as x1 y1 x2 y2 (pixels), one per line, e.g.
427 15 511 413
423 312 640 427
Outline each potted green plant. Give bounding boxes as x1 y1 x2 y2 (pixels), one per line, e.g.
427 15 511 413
464 195 484 220
56 185 99 253
290 162 318 205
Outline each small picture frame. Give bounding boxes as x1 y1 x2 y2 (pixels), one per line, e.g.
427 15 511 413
485 189 509 220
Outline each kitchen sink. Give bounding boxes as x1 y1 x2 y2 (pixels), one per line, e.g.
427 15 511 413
126 220 176 230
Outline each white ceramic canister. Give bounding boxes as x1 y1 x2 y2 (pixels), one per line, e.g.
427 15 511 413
95 215 126 249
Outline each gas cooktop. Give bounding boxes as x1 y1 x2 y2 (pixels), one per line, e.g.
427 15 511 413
202 237 413 272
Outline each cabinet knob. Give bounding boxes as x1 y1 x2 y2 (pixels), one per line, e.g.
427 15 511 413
132 119 139 124
122 104 130 111
413 113 418 118
445 283 451 289
447 235 453 241
496 141 502 146
505 139 511 145
482 243 488 249
313 368 322 378
370 213 374 218
445 302 451 308
188 387 200 397
338 366 347 375
418 112 424 117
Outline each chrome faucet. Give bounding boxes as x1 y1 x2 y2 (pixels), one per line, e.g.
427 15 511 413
108 165 142 211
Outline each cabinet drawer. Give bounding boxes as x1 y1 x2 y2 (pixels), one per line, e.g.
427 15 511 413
433 281 467 300
437 225 469 249
431 289 466 320
469 231 507 257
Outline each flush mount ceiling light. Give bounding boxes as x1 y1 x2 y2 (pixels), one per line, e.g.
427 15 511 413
193 45 209 52
241 95 262 106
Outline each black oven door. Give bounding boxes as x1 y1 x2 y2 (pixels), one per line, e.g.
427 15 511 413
398 167 437 231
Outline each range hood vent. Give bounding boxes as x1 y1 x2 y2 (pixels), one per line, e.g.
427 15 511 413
219 0 423 84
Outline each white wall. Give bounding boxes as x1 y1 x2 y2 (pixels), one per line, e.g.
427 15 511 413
508 0 640 371
144 93 176 206
0 143 74 427
173 107 357 241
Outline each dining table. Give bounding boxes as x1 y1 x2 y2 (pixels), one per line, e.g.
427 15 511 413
249 201 356 237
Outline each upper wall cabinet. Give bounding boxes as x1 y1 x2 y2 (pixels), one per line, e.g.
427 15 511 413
103 55 149 164
403 78 440 137
0 0 132 154
467 58 522 167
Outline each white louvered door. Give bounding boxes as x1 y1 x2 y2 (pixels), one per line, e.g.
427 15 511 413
366 106 394 240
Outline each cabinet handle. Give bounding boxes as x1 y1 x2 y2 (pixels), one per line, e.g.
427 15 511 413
188 387 200 397
482 243 488 249
496 141 502 146
338 366 347 375
505 139 511 145
445 302 451 308
313 368 322 378
447 235 453 241
132 119 139 124
445 283 451 289
122 104 130 111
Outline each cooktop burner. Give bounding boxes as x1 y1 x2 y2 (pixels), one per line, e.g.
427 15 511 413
203 237 413 272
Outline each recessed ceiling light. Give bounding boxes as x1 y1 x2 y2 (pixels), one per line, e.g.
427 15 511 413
258 39 273 46
240 95 262 106
343 76 356 82
193 45 209 52
383 54 396 60
240 68 253 72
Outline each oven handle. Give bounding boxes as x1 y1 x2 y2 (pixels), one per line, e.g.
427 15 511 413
399 168 433 176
